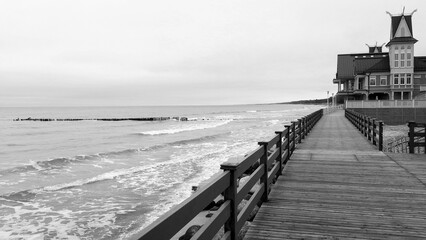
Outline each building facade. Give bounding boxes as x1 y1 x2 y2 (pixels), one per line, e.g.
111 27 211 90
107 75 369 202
333 10 426 103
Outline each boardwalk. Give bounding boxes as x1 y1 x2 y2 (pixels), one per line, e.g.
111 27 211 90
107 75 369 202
245 110 426 239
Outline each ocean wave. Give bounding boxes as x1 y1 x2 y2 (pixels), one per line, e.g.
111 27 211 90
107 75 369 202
139 120 232 136
0 132 230 176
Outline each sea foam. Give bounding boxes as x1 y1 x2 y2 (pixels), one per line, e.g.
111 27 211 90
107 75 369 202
140 120 232 135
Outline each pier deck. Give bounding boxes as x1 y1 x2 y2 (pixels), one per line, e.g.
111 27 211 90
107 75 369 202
245 110 426 239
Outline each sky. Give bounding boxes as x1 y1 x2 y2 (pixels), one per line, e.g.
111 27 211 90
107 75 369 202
1 0 426 107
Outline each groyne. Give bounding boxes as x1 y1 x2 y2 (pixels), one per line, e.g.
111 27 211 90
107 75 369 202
13 117 189 122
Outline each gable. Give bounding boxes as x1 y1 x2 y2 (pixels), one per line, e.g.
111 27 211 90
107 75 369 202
391 15 414 38
394 16 412 38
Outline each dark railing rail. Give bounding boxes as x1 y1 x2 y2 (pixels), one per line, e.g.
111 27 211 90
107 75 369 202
135 109 323 240
408 122 426 154
345 109 383 151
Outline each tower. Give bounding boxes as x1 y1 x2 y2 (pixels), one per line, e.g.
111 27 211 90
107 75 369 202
386 9 418 100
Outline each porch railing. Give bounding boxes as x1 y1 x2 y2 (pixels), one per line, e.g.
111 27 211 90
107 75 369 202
346 100 426 108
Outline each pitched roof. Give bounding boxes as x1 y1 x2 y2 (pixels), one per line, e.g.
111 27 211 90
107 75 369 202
386 36 418 47
414 57 426 71
391 15 413 38
354 56 390 74
336 53 389 79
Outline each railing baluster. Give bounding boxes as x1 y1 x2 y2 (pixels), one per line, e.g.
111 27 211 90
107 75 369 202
221 164 238 240
408 121 415 154
378 121 383 151
285 125 291 161
275 131 283 175
258 142 269 202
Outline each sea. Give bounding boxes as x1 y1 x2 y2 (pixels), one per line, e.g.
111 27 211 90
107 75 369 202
0 104 322 239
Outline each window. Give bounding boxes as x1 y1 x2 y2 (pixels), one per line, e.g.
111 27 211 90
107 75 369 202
401 28 405 36
400 53 405 67
369 76 376 86
394 54 399 67
394 74 399 85
401 45 405 50
380 76 387 85
407 53 412 67
395 46 399 50
407 74 412 85
400 74 405 84
408 46 412 49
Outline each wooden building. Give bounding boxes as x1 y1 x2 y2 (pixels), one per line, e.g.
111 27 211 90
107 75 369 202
333 9 426 102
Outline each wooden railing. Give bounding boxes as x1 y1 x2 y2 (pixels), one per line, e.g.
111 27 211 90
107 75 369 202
408 122 426 154
386 136 410 153
345 109 383 151
135 109 323 240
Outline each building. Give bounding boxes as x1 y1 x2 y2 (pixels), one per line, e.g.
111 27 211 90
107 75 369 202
333 9 426 103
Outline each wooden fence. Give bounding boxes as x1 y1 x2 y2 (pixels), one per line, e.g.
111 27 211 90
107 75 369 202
408 122 426 154
135 109 323 240
345 109 383 151
386 136 410 153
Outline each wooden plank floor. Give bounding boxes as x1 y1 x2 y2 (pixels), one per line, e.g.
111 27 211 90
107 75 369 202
245 110 426 239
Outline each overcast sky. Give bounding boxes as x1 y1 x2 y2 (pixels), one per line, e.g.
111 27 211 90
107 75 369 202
1 0 426 107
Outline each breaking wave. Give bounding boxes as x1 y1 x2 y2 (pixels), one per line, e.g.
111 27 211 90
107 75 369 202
0 132 230 176
139 120 232 135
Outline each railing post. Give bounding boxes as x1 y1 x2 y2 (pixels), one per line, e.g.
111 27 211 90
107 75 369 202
368 117 372 141
408 121 415 154
291 122 296 152
220 163 238 240
258 142 269 202
284 125 291 161
275 131 283 175
424 125 426 154
297 119 302 144
301 117 306 140
364 116 368 137
379 121 383 151
372 118 377 146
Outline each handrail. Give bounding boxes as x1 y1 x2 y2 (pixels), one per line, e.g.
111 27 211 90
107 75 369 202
408 122 426 154
135 109 323 240
345 109 383 151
